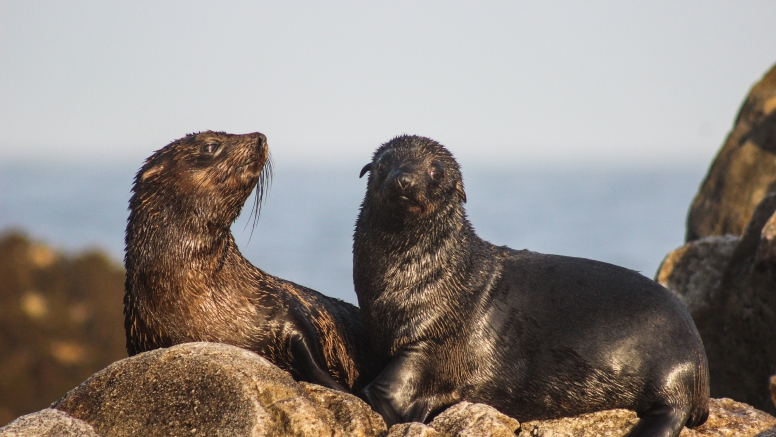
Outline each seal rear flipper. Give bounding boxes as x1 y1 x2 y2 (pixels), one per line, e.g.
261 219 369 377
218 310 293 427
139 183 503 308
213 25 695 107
626 404 690 437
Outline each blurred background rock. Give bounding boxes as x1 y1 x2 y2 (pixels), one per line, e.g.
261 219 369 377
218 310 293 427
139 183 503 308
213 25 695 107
0 231 126 426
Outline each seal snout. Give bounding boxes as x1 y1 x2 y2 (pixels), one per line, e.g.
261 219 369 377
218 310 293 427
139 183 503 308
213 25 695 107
247 132 267 143
395 170 414 191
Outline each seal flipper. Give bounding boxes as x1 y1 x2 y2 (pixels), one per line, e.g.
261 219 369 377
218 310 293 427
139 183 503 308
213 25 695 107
626 404 689 437
364 351 452 426
289 331 348 393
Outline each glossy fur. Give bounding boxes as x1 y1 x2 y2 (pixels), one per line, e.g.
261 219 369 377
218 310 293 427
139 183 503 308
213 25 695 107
125 131 382 394
353 135 710 436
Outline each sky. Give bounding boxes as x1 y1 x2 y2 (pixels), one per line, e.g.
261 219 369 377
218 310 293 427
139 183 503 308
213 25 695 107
1 1 775 168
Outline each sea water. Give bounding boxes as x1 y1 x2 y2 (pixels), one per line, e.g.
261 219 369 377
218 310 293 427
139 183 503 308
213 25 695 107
0 160 707 305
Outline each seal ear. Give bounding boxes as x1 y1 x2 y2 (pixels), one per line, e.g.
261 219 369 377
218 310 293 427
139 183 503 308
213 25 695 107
359 163 372 178
140 163 164 182
456 180 467 203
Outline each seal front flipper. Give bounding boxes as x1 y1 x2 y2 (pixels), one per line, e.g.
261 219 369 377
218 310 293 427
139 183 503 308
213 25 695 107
288 329 349 393
364 351 455 426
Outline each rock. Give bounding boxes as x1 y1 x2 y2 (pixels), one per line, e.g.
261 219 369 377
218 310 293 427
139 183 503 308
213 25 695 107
517 408 638 437
299 382 387 437
686 62 776 242
688 398 776 437
656 234 739 313
428 402 520 437
771 376 776 410
385 402 519 437
51 342 386 437
755 211 776 267
0 232 127 426
0 409 99 437
516 398 776 437
658 194 776 414
387 423 442 437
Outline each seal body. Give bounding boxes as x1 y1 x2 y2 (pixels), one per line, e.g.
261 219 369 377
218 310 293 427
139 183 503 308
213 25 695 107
353 135 709 436
124 131 383 394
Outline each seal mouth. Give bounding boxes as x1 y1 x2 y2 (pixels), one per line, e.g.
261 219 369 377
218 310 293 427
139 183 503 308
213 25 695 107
390 194 423 214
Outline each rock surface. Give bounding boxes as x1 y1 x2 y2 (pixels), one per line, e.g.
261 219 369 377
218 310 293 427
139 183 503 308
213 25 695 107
2 342 776 436
658 194 776 415
655 234 739 313
0 409 99 437
51 342 385 437
771 375 776 410
687 62 776 242
385 402 520 437
516 398 776 437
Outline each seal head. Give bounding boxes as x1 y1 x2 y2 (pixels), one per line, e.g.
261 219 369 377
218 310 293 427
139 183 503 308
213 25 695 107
360 137 465 220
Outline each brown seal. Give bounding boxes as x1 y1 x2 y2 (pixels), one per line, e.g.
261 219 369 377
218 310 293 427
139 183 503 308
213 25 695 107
124 131 383 394
353 135 710 436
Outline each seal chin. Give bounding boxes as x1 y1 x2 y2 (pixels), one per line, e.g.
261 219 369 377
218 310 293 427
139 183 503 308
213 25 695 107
236 157 265 178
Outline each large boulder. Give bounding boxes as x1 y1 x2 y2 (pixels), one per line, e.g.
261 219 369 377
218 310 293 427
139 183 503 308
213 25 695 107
658 194 776 414
34 342 384 437
686 63 776 242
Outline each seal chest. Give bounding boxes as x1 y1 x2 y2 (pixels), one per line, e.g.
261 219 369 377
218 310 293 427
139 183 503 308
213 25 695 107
124 131 382 395
353 135 709 437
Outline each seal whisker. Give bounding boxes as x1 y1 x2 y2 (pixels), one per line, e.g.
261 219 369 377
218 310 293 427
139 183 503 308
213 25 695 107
243 152 273 244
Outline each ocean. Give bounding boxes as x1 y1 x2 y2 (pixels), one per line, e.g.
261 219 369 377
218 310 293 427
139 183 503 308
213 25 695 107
0 159 708 305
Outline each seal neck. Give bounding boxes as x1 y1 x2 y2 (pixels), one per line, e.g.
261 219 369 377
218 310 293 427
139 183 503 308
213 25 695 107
354 200 488 354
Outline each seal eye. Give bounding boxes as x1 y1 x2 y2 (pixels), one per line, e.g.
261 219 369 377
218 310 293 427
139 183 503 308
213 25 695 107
430 163 444 181
201 143 220 155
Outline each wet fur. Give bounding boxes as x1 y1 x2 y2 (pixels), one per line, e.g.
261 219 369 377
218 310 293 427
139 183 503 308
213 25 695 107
353 135 710 436
124 131 382 393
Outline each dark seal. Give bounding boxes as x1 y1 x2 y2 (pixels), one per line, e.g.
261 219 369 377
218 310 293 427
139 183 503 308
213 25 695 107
124 131 382 394
353 135 710 436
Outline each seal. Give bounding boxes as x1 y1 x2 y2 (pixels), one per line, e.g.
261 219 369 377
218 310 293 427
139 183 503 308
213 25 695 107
353 135 710 436
124 131 383 394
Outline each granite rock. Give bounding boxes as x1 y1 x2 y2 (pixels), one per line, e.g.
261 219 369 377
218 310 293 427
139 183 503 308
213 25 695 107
516 398 776 437
51 342 386 437
0 409 99 437
687 62 776 242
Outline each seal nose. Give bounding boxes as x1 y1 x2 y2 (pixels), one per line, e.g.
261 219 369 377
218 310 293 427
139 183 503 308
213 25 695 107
396 172 413 190
252 132 267 146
